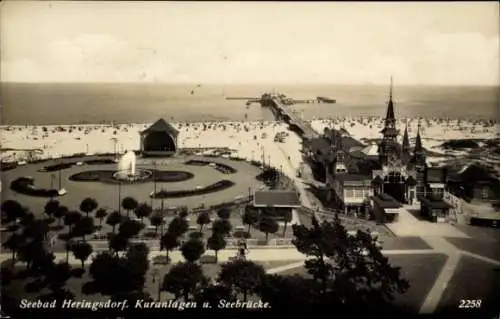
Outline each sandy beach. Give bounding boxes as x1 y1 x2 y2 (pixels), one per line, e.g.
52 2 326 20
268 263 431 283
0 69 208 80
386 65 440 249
2 117 498 175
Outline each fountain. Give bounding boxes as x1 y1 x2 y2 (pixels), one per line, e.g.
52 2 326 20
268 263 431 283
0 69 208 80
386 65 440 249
112 151 152 182
118 150 136 176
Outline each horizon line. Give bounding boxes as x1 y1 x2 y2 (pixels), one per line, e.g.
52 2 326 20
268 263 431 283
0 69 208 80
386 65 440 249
2 81 499 87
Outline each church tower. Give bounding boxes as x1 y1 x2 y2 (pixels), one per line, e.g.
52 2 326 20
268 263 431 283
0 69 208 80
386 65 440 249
334 132 347 174
378 76 400 165
413 120 427 198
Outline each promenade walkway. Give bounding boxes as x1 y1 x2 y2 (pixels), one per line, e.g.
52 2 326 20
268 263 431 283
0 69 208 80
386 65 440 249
386 205 469 238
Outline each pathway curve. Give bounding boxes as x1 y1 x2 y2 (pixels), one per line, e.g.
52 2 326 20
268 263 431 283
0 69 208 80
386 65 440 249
264 236 500 315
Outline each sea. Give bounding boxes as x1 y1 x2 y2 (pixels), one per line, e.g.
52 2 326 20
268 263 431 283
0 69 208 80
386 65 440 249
1 83 498 125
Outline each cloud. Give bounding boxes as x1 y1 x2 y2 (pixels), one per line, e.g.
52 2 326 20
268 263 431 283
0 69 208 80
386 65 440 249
2 30 498 85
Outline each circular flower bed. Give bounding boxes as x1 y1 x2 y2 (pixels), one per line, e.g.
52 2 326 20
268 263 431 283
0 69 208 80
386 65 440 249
69 170 194 184
10 177 60 197
151 180 235 198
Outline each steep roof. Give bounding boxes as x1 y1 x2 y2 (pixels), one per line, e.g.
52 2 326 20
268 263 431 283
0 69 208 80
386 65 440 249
402 124 410 151
372 193 402 209
420 196 454 209
414 122 423 154
341 136 365 150
141 118 179 137
385 76 395 121
426 167 447 183
337 174 372 186
361 144 379 156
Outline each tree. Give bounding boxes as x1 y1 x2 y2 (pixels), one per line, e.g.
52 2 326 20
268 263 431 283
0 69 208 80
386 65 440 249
242 205 259 233
1 200 25 224
79 197 98 218
259 274 319 309
290 216 410 310
44 199 60 220
160 232 180 262
196 211 211 232
180 239 205 263
118 219 144 239
2 233 25 267
95 208 108 227
134 203 152 221
162 262 207 301
212 219 232 237
218 259 266 302
88 252 119 295
19 211 35 228
178 206 189 218
54 205 69 227
216 207 231 220
17 239 54 274
88 244 149 298
72 241 93 269
109 234 129 254
193 282 235 308
124 243 150 291
149 213 165 236
106 211 122 233
167 216 189 237
258 216 279 241
64 211 81 233
207 234 226 263
45 261 72 292
121 197 138 218
22 219 49 241
73 216 95 241
282 209 293 237
60 233 75 264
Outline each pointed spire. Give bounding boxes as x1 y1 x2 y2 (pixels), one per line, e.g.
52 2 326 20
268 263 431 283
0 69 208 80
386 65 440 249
389 75 393 100
402 120 410 151
414 119 423 153
385 76 395 121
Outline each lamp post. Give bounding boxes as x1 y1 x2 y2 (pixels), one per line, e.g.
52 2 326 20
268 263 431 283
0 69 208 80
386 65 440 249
151 267 161 301
58 157 62 190
118 182 122 214
151 161 157 208
51 174 56 189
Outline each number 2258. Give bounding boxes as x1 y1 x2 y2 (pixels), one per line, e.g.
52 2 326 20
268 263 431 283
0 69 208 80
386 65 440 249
459 299 482 308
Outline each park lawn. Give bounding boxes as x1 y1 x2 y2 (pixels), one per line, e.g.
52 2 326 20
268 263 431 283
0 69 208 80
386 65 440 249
454 224 500 242
388 254 448 313
381 236 432 251
436 255 500 315
445 237 500 261
277 253 448 314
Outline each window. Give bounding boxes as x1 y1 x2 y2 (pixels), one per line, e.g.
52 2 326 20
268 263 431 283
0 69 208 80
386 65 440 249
482 187 489 199
354 189 363 198
345 189 354 198
432 187 444 198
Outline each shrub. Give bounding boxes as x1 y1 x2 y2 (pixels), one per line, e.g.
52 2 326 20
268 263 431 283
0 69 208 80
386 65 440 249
10 177 59 198
152 180 235 199
233 231 251 239
189 231 204 240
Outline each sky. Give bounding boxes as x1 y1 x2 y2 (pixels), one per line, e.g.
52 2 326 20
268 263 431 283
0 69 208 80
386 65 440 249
1 1 498 85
